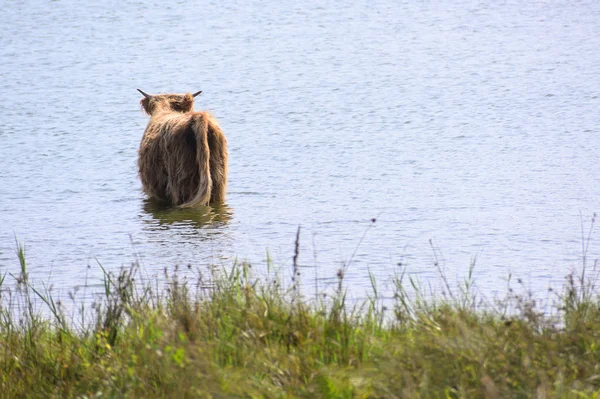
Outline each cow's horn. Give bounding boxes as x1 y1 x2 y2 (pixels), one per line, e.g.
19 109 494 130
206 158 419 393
192 90 202 97
137 89 152 99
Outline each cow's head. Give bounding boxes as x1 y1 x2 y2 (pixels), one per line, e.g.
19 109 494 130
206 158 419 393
138 89 202 115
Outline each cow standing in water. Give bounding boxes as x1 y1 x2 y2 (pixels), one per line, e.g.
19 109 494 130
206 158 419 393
137 89 228 207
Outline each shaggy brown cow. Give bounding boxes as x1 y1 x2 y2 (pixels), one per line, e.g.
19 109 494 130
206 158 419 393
137 89 228 207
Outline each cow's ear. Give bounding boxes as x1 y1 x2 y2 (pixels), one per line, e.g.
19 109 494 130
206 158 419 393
138 89 154 115
180 93 194 110
141 97 152 115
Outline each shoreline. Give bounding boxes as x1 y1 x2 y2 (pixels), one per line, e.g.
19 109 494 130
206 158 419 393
1 243 599 397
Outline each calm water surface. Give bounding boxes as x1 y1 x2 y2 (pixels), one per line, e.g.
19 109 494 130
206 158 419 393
1 0 599 300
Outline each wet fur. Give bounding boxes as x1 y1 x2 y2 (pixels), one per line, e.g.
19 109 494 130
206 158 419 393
138 93 228 207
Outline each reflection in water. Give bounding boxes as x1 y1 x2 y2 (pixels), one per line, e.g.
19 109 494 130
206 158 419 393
136 199 236 270
141 199 234 231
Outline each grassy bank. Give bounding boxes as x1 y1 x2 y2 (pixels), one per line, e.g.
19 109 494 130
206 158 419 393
1 242 600 398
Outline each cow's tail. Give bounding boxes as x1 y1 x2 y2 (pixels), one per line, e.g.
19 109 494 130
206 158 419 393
180 113 212 208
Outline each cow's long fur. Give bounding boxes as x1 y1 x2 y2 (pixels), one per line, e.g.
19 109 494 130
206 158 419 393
138 92 228 207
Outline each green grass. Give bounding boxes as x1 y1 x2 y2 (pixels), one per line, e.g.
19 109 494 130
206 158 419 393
2 238 600 398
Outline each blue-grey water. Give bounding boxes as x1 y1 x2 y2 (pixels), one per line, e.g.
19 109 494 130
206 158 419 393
1 0 599 301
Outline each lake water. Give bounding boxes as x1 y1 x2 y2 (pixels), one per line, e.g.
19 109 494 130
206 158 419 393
1 0 599 302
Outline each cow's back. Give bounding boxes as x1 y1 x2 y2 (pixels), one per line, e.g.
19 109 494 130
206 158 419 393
138 116 200 205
